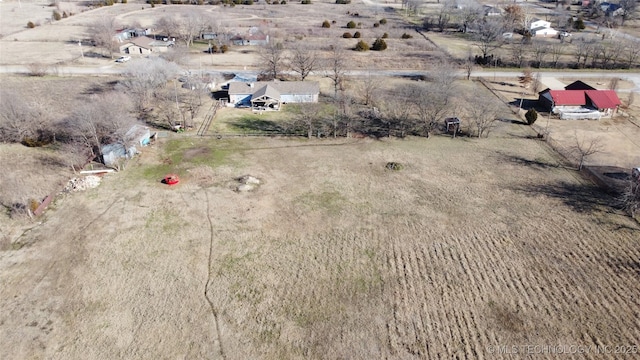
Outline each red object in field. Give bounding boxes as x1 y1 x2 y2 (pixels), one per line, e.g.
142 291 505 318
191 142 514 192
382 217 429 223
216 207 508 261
163 174 180 185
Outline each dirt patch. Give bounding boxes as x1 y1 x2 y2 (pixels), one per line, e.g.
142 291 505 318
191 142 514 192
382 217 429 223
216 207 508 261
183 146 211 161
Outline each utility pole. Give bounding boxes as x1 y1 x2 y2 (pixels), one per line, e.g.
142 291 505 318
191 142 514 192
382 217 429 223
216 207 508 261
79 41 84 59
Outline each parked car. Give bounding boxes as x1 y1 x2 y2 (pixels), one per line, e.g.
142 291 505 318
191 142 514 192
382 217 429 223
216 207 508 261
559 31 572 38
115 56 131 63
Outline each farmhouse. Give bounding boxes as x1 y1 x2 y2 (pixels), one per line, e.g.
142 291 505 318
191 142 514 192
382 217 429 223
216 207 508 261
120 37 175 55
538 88 621 119
227 81 320 110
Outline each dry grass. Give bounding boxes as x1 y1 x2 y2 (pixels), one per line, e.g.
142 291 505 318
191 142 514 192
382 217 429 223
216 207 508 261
2 120 639 358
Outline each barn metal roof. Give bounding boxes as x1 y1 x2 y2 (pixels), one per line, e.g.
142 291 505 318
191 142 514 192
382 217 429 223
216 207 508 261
585 90 621 109
549 90 587 106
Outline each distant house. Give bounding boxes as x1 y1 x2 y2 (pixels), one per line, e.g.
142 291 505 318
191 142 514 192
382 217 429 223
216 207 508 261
532 27 559 37
230 27 269 46
600 2 623 16
530 19 551 30
529 18 558 37
114 28 151 43
120 36 175 55
538 88 621 119
101 125 151 166
227 81 320 110
483 5 502 16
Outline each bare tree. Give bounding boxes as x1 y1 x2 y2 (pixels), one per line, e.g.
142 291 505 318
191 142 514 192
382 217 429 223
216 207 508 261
464 94 501 137
532 41 549 68
357 70 382 106
550 43 563 68
435 2 454 32
622 40 640 69
293 103 324 139
455 0 483 33
473 19 504 61
156 13 210 47
323 45 349 99
503 4 525 31
510 42 527 68
63 93 136 159
258 42 286 81
88 17 118 58
290 44 317 81
575 41 595 68
0 90 48 143
117 58 182 114
571 132 604 170
412 83 455 137
379 88 416 138
619 0 637 26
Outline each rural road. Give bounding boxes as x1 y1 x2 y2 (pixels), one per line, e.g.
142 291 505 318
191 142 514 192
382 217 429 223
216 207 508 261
2 63 639 91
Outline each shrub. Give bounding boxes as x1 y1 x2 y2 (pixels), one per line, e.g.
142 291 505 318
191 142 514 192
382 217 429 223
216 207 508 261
342 32 353 38
220 45 229 53
301 0 311 3
354 40 369 51
52 10 61 21
573 18 585 30
353 31 361 38
381 32 389 39
104 0 115 5
346 20 356 29
525 108 538 125
336 0 350 3
371 38 387 51
280 0 286 3
379 18 387 25
373 22 380 28
332 20 336 24
385 162 403 170
322 20 331 28
27 21 36 28
401 33 413 39
122 0 128 3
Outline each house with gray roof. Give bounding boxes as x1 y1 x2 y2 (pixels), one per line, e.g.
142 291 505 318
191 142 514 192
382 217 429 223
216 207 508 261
227 81 320 111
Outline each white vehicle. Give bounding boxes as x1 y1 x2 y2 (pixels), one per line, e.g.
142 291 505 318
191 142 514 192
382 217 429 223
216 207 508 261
560 31 572 37
115 56 131 63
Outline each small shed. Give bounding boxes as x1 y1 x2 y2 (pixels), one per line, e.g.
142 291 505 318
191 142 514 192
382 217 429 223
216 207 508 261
444 117 461 137
100 125 151 166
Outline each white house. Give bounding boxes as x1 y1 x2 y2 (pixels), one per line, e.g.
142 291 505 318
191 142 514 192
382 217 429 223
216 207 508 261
529 18 558 37
227 81 320 110
530 19 551 30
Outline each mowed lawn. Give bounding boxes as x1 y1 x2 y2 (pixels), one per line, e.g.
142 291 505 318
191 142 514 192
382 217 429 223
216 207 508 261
1 127 639 359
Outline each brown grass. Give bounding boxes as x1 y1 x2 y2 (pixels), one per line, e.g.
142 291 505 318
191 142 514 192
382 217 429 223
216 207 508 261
2 119 639 358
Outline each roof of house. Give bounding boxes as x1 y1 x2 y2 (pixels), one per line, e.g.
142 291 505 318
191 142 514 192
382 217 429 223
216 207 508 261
130 36 154 49
546 89 621 108
228 81 320 96
251 84 281 100
585 90 621 109
549 90 587 105
532 26 557 33
126 37 174 49
564 80 596 90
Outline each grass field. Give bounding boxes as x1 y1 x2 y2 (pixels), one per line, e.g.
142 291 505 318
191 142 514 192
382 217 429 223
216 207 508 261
2 118 639 358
